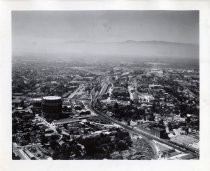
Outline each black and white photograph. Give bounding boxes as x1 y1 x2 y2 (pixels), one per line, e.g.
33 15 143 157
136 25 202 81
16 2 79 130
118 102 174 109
11 10 200 160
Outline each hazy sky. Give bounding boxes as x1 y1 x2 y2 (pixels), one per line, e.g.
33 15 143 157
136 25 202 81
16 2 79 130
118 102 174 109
12 11 199 57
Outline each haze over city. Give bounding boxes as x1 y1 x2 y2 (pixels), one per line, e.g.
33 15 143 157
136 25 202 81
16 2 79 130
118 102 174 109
12 11 199 61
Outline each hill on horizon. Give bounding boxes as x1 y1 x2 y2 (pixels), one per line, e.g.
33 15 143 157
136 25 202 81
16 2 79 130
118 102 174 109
13 40 199 61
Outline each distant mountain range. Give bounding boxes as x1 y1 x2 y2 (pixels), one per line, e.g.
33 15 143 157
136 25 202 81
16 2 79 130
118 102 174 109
65 40 197 46
64 40 199 59
13 40 199 61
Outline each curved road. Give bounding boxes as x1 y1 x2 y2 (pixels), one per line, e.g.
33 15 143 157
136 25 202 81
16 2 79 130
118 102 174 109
88 103 159 159
90 102 199 158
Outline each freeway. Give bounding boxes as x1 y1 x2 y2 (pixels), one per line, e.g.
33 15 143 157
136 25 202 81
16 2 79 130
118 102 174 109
90 76 199 157
68 84 84 99
90 102 199 158
85 103 158 159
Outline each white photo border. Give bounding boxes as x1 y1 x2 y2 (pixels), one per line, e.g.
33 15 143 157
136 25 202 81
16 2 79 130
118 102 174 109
0 1 210 171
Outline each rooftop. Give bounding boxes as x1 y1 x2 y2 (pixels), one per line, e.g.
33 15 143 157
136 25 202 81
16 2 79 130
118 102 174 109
43 96 61 100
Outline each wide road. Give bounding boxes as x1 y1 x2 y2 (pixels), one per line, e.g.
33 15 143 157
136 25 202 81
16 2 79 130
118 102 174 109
86 103 159 159
54 115 94 125
13 143 31 160
90 103 199 158
68 84 84 99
